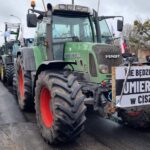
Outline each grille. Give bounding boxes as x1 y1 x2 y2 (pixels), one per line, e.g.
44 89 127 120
5 56 13 64
93 44 122 73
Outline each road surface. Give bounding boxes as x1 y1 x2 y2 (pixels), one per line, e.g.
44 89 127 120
0 82 150 150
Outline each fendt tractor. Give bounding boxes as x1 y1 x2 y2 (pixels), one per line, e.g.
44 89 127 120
0 22 21 85
14 1 150 144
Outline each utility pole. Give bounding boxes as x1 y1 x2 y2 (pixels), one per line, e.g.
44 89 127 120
72 0 74 5
97 0 100 15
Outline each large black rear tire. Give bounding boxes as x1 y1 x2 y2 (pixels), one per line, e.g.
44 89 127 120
16 56 34 111
5 64 14 85
13 73 17 97
35 70 86 144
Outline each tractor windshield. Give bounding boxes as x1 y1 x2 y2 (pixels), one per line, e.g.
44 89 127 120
99 20 113 44
53 15 94 42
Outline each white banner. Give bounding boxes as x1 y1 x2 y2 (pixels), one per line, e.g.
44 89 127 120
113 66 150 108
116 93 150 108
116 66 150 79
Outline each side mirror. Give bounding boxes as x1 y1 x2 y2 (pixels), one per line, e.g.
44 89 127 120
117 20 123 32
27 13 37 27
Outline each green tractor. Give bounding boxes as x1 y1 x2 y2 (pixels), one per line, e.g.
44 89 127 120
0 22 21 85
13 38 34 96
15 2 124 144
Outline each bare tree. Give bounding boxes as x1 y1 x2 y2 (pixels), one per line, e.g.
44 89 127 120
129 19 150 50
123 23 133 38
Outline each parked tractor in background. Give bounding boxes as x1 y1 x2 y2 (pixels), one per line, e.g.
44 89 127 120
0 22 21 85
13 38 34 96
14 1 150 145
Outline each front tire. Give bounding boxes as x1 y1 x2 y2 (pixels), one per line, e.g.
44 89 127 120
35 70 86 144
17 56 34 111
5 64 14 85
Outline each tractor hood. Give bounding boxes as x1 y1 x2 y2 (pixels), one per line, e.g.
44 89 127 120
93 44 122 73
64 42 122 84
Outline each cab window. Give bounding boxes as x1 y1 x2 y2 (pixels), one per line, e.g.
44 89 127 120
99 20 113 44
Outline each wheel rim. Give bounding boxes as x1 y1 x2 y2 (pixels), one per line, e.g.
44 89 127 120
1 67 3 80
40 87 53 128
19 67 24 98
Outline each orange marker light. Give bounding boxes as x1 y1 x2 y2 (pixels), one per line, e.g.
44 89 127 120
31 0 36 8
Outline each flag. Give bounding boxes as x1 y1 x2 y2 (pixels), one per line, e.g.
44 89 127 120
120 35 127 54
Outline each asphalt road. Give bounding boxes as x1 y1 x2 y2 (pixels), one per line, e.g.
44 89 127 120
0 82 150 150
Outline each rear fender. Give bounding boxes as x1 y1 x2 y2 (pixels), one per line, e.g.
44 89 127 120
17 47 36 71
33 61 76 96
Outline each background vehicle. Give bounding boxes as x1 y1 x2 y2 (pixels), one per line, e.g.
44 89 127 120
0 22 21 85
15 2 123 144
13 37 34 96
24 38 34 47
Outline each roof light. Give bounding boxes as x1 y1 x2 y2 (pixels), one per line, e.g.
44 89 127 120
67 5 74 10
75 5 89 12
59 4 67 10
81 7 89 12
55 4 90 13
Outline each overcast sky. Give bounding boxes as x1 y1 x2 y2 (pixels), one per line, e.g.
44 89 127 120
0 0 149 45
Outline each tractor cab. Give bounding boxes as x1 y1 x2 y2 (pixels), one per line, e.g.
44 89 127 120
27 3 95 60
27 3 123 84
52 8 94 60
4 22 21 57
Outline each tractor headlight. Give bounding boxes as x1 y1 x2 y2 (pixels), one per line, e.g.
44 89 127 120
99 65 109 74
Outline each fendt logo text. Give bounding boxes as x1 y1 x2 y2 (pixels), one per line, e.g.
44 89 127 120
105 55 120 59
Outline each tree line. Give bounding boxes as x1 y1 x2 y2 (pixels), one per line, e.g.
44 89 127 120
123 19 150 51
